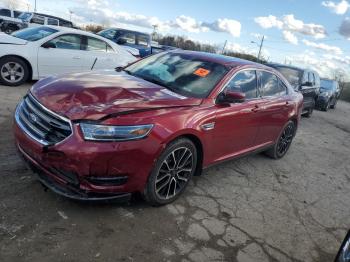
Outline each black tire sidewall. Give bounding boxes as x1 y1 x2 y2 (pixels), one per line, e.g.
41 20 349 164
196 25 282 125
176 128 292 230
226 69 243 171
0 57 29 86
273 121 296 159
144 138 197 206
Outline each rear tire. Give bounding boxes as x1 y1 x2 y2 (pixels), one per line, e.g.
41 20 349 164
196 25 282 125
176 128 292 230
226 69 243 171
322 100 330 111
330 99 337 109
265 121 296 159
303 107 313 118
0 56 29 86
143 138 197 206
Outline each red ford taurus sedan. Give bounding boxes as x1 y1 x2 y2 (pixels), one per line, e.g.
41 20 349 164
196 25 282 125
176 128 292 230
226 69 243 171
14 50 303 205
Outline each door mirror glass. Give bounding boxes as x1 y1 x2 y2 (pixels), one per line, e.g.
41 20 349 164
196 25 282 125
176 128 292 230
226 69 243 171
41 42 56 49
218 90 245 104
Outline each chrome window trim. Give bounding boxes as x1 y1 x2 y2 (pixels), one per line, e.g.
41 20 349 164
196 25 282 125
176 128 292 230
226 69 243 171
216 67 289 103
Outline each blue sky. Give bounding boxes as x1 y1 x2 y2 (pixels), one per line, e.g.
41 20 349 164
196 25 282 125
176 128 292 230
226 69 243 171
5 0 350 80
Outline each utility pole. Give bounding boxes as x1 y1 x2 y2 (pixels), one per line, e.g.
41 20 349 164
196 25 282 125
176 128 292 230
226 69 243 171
69 10 74 22
257 35 265 62
221 40 227 54
34 0 37 12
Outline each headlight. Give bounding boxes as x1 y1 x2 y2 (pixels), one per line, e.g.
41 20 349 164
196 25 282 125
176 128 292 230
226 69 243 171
80 123 153 141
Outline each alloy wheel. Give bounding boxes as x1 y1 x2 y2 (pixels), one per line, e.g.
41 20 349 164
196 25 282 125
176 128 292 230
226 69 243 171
155 147 194 200
1 62 25 84
277 123 295 156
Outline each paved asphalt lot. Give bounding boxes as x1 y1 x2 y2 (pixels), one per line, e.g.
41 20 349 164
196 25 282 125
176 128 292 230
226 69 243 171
0 83 349 262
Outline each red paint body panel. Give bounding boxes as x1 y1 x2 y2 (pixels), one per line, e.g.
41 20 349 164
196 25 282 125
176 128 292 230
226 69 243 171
14 51 303 198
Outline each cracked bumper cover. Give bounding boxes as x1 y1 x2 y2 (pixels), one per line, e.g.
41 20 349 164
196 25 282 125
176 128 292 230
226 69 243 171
18 143 132 202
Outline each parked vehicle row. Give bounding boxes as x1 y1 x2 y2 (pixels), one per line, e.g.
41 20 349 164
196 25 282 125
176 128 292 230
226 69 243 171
0 26 136 86
0 7 25 33
0 7 74 34
13 50 303 205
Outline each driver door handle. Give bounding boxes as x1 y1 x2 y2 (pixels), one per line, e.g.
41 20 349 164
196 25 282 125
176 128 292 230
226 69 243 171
73 56 81 60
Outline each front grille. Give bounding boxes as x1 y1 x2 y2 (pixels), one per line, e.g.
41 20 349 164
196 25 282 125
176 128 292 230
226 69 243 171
15 94 72 145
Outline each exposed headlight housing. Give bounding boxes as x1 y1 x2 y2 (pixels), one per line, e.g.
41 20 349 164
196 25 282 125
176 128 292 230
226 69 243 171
321 92 330 97
80 123 153 141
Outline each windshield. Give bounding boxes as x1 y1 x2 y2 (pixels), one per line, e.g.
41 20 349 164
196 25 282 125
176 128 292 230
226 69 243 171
272 66 302 88
321 79 335 90
11 27 58 41
18 12 32 21
125 52 229 98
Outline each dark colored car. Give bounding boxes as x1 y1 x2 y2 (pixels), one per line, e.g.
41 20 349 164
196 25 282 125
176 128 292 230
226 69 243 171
98 28 151 57
316 78 340 111
14 51 303 205
267 63 320 117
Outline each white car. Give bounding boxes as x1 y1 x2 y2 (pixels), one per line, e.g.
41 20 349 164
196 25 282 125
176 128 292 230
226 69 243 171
0 25 137 86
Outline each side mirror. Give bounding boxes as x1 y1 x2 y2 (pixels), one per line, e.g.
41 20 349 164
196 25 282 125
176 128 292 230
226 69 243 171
41 42 56 49
217 90 245 104
116 38 127 45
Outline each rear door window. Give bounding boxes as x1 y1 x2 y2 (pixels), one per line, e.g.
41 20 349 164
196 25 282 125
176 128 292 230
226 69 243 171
14 11 22 18
226 70 258 99
31 15 45 25
137 35 149 46
119 32 136 44
85 36 111 52
259 71 286 97
0 9 11 17
47 18 59 26
48 34 82 50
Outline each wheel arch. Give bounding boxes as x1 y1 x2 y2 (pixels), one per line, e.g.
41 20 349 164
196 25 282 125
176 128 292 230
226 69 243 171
0 55 33 81
163 131 204 177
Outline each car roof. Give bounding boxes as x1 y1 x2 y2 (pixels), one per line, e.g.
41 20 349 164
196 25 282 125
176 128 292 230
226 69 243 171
34 12 72 23
169 50 271 69
266 63 304 72
44 25 110 38
103 28 150 36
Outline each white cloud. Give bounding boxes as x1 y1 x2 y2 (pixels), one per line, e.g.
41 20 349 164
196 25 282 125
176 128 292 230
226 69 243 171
225 42 270 58
71 2 241 36
202 18 241 37
302 39 343 54
322 0 350 15
287 51 349 80
282 31 298 45
250 33 267 39
339 17 350 38
0 0 30 10
254 15 283 29
254 14 327 39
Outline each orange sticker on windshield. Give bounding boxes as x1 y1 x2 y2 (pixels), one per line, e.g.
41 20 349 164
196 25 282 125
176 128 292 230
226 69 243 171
194 68 210 77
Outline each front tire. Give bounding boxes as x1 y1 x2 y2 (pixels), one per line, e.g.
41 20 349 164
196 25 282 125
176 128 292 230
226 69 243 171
265 121 296 159
143 138 197 206
0 56 29 86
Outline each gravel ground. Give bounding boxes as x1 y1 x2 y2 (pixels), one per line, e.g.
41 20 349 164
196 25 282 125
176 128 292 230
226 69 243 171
0 83 349 262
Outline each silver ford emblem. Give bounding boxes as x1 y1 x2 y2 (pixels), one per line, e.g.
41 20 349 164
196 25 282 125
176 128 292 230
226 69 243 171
29 113 38 123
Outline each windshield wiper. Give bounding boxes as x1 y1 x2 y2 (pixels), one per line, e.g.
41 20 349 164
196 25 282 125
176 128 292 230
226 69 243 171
116 67 133 76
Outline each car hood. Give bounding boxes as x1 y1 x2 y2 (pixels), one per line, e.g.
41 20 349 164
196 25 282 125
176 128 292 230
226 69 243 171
30 71 203 121
0 33 27 45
